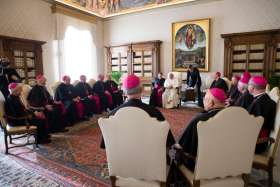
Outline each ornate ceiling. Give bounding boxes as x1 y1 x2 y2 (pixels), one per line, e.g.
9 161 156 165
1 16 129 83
54 0 200 18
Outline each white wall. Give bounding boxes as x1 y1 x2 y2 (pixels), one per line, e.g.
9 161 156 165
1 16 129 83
0 0 104 87
0 0 56 86
103 0 280 78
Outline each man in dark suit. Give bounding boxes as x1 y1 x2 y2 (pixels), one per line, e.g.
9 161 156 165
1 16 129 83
186 65 203 107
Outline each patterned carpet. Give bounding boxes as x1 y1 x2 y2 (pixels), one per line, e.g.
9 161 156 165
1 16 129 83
0 107 201 187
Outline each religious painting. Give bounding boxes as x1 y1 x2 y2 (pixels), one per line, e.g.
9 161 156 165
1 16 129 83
55 0 199 18
172 18 210 72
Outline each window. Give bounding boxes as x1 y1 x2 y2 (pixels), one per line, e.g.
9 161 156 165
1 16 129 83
64 26 96 80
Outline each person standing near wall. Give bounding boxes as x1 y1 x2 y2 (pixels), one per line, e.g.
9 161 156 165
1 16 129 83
186 65 203 107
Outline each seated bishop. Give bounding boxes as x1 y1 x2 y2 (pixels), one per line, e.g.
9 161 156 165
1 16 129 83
75 75 101 115
92 74 113 112
5 83 50 144
210 72 228 93
176 88 226 171
226 75 240 106
149 72 165 107
55 75 85 125
27 75 66 132
100 74 175 149
233 72 254 109
162 72 180 109
104 74 123 109
247 76 277 154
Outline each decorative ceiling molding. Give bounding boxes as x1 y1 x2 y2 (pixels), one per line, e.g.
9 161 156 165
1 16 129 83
51 3 99 23
54 0 201 19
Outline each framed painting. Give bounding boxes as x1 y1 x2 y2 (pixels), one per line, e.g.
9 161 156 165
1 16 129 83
172 18 210 72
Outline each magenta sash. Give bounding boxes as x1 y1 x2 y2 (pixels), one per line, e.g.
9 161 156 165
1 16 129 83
75 101 85 119
105 92 113 107
89 95 101 114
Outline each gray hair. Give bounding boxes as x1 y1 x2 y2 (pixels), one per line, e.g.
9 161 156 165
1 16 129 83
248 79 266 90
123 85 142 95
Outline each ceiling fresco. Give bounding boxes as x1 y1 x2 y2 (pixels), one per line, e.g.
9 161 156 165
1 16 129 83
55 0 199 18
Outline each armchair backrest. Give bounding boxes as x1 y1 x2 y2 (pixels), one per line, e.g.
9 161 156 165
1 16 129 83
270 97 280 159
72 80 79 87
194 107 263 180
222 77 232 90
51 81 62 96
268 87 280 103
98 107 170 182
0 91 6 126
88 79 96 88
172 72 182 85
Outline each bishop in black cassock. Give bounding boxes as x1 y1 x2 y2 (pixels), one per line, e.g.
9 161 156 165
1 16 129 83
104 75 123 108
176 88 226 171
75 75 98 117
247 76 276 154
93 74 112 111
5 83 50 143
55 76 84 125
100 74 175 149
27 75 66 132
149 73 165 107
210 72 228 93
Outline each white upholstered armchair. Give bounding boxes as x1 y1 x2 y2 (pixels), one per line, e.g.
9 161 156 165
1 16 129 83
177 107 263 187
98 107 170 187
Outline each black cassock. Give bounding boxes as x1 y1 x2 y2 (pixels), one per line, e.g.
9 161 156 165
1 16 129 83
75 82 95 116
247 93 276 154
104 80 123 108
4 95 49 142
100 99 175 148
228 85 240 105
55 83 79 124
178 108 222 171
93 80 110 111
233 90 253 109
149 77 165 107
210 78 228 93
27 85 65 132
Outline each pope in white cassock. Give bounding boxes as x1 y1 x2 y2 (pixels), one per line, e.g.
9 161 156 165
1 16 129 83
162 72 180 109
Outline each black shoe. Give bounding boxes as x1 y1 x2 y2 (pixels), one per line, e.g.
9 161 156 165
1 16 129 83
38 138 51 144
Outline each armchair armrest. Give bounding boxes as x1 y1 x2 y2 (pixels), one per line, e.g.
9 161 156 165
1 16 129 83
257 137 275 144
4 114 32 120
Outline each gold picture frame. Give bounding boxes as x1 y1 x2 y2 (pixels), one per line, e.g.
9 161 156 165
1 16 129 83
172 18 210 72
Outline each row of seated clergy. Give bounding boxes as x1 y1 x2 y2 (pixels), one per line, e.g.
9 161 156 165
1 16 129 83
176 74 277 174
4 83 50 144
54 74 123 125
100 74 175 149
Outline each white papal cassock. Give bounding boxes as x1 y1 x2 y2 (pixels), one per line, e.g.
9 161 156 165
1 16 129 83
162 74 180 109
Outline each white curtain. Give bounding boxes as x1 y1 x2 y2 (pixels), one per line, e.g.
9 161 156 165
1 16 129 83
54 13 99 82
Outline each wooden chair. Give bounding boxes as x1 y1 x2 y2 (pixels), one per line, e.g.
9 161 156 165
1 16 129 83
99 107 170 187
252 90 280 187
0 92 38 154
177 107 263 187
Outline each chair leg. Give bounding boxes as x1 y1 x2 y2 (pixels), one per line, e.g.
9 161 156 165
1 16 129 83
4 134 8 154
35 133 39 148
9 135 12 144
268 168 273 187
110 176 117 187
